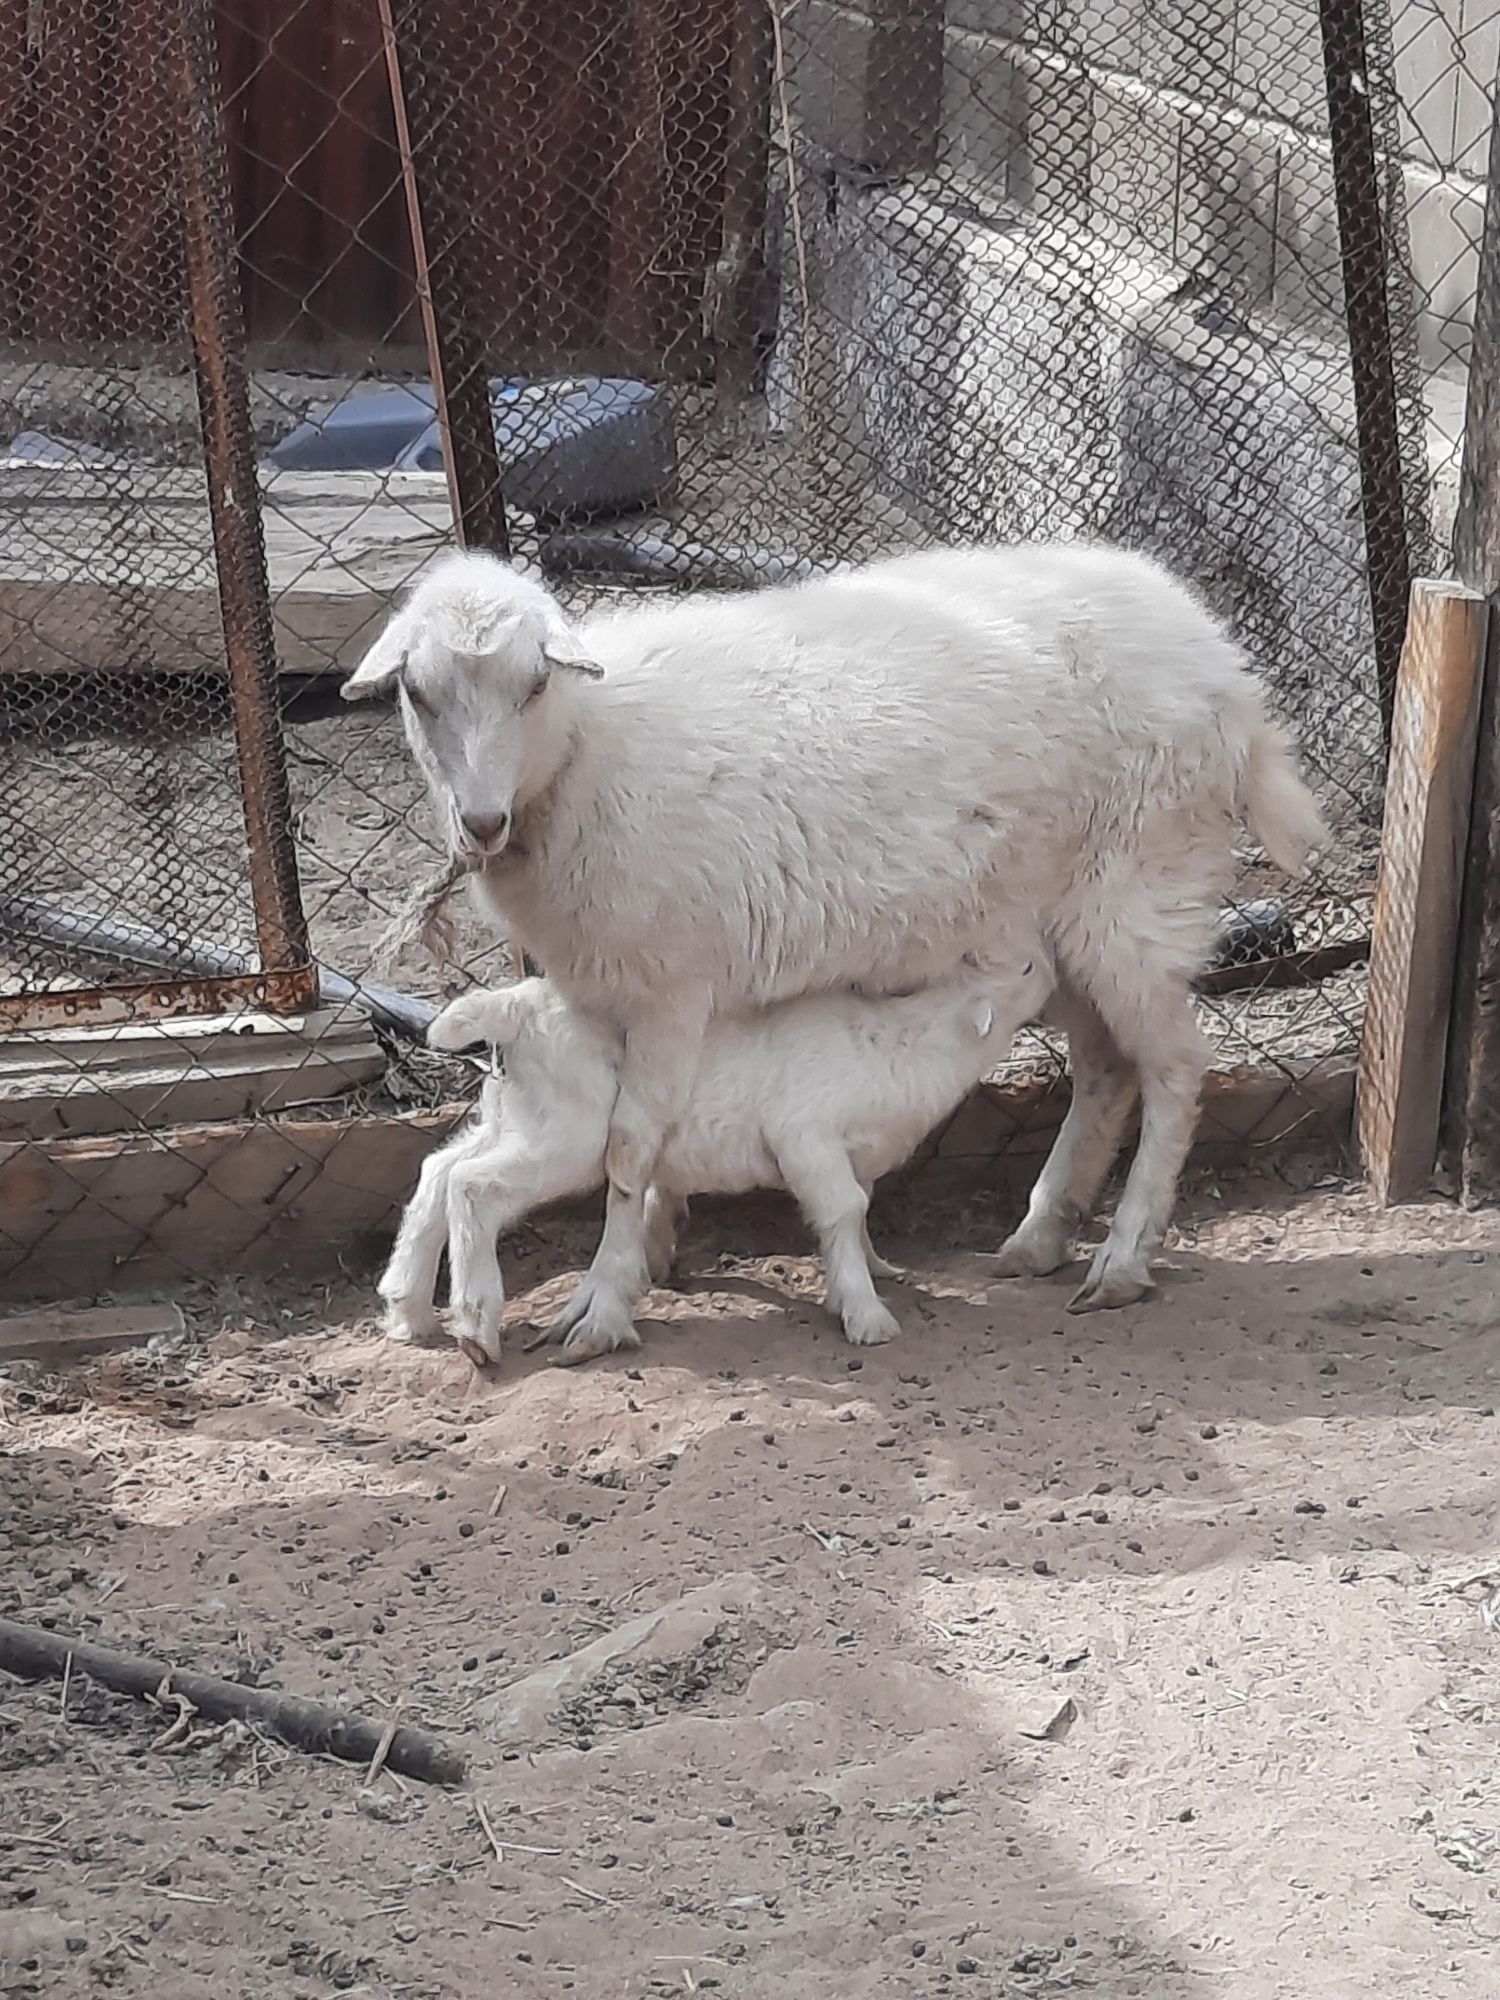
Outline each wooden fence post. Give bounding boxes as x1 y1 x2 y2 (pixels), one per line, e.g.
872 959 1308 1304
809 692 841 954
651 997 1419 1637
1359 581 1487 1200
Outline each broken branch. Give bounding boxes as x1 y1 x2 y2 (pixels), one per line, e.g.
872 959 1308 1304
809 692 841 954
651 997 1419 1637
0 1617 465 1786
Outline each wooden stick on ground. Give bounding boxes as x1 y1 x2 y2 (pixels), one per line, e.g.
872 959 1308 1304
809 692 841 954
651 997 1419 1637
0 1617 466 1786
1358 578 1489 1202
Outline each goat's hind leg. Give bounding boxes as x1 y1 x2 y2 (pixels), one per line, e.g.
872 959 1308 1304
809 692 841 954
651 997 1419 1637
993 981 1137 1280
778 1140 900 1347
378 1118 490 1344
1068 985 1207 1313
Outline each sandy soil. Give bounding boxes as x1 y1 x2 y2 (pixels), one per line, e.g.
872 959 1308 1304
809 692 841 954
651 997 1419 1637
3 1180 1499 1999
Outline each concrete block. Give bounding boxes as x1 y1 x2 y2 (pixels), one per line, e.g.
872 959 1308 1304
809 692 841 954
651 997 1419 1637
1233 0 1327 136
1393 0 1463 166
1091 83 1180 265
1010 53 1095 220
1405 161 1485 372
1108 294 1383 823
1270 138 1346 335
946 0 1141 68
789 0 876 165
942 28 1027 190
1454 0 1500 176
1138 0 1239 101
1174 104 1280 307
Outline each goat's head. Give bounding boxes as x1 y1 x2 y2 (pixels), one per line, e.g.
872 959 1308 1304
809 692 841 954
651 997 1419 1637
342 552 601 861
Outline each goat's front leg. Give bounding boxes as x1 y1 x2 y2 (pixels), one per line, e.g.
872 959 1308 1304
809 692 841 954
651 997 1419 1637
377 1116 491 1344
447 1140 590 1365
551 989 712 1364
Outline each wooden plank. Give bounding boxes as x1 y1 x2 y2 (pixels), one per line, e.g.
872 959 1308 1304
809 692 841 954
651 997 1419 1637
0 1009 387 1139
0 466 451 678
0 1055 1356 1304
1358 580 1487 1202
0 1300 185 1365
0 1109 464 1300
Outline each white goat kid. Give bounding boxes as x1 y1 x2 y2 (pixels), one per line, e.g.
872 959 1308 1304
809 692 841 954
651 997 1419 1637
346 541 1326 1359
376 947 1054 1363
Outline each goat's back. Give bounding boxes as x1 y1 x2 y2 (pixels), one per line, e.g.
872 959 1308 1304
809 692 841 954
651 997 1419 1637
488 542 1284 1013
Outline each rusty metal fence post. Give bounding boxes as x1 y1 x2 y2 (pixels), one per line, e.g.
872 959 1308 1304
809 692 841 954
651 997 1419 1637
170 0 314 1006
1317 0 1414 747
379 0 511 557
1444 71 1500 1202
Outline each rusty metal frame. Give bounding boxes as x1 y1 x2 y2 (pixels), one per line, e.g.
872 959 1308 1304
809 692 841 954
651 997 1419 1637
4 0 316 1034
0 971 317 1035
379 0 511 556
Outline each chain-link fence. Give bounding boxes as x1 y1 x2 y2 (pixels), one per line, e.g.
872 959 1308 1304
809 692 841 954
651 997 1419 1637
0 0 1492 1294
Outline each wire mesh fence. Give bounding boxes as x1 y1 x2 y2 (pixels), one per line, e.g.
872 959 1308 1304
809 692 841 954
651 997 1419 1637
0 0 1493 1295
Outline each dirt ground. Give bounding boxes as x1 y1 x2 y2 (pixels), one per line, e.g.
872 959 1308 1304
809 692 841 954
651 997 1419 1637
3 1177 1499 2000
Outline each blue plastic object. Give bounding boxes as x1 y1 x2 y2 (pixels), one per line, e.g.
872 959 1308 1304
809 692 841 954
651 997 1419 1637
268 379 527 472
394 375 676 520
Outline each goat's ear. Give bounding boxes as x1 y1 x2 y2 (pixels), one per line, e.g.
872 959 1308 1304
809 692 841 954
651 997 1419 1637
342 612 411 701
540 610 603 680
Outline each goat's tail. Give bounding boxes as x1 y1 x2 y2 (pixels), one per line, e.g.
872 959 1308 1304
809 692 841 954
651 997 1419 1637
1241 712 1328 879
427 979 547 1055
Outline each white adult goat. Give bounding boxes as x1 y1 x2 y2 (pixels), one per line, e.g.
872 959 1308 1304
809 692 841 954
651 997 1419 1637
378 946 1054 1362
345 541 1325 1360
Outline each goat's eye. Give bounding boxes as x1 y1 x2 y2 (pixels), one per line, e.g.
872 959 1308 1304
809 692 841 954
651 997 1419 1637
522 676 549 710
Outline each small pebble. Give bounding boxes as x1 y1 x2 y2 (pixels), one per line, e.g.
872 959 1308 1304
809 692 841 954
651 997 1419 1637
1199 1423 1219 1440
957 1958 978 1976
1003 1498 1021 1512
540 1587 556 1604
1032 1559 1051 1576
458 1522 475 1539
1126 1538 1143 1554
1294 1499 1325 1516
715 1812 735 1827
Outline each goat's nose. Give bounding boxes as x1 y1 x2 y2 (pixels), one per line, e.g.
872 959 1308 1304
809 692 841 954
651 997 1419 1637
459 809 511 853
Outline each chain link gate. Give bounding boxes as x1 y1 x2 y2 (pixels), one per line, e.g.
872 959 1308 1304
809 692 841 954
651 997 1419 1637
0 0 1492 1289
0 0 313 1032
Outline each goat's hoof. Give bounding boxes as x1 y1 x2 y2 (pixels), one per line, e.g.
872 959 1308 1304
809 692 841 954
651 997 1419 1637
645 1247 679 1288
1066 1266 1153 1314
842 1301 901 1347
550 1310 642 1367
867 1252 907 1283
990 1226 1071 1280
381 1302 441 1346
456 1335 495 1370
533 1283 642 1365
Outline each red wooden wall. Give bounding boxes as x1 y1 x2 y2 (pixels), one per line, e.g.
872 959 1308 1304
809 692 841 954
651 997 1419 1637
0 0 734 375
